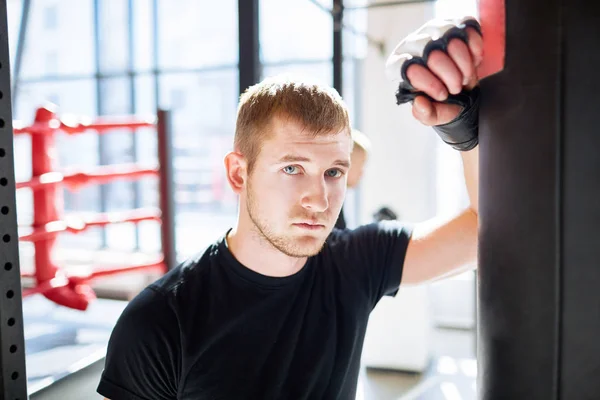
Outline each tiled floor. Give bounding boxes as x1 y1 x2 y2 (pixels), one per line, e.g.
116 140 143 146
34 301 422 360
360 329 477 400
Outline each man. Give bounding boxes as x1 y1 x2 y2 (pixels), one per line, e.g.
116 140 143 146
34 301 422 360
334 128 370 229
98 18 482 400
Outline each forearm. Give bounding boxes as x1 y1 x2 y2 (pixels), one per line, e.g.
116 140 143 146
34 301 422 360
460 146 479 214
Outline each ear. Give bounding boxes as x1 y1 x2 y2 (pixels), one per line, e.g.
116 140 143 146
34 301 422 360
224 151 247 194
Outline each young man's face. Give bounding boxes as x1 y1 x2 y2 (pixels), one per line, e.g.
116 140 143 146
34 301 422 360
245 116 352 257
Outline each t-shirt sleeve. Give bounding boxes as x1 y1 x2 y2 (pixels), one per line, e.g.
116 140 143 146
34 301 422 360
97 287 181 400
332 220 412 306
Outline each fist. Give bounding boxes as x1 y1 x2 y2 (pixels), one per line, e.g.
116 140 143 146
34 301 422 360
386 18 484 127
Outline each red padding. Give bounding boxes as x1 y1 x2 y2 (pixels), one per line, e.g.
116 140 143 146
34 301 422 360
477 0 506 79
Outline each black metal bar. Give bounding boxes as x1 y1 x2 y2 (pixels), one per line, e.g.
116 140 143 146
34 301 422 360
11 0 31 108
156 110 177 270
93 0 108 249
344 0 436 10
333 0 343 95
238 0 260 94
127 0 141 251
0 0 28 397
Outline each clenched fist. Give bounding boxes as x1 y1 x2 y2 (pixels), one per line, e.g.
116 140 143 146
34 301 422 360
386 17 484 151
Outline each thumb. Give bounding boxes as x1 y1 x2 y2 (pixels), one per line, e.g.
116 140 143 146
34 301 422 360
431 102 463 126
412 96 463 126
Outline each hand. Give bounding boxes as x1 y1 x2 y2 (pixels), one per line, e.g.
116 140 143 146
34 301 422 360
407 26 484 126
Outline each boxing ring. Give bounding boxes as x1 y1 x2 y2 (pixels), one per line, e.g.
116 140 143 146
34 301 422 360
15 105 175 311
6 103 175 396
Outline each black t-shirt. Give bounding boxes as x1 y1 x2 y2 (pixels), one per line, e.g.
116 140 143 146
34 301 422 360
97 221 412 400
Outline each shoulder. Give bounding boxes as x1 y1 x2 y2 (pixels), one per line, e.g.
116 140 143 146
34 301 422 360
149 236 225 297
100 284 182 399
317 221 414 303
319 221 413 271
325 220 413 252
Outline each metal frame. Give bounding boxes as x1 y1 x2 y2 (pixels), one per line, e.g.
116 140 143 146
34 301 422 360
333 0 343 94
0 1 28 398
238 0 260 94
11 0 31 107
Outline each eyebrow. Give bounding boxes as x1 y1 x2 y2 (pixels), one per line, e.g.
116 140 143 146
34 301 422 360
278 154 350 169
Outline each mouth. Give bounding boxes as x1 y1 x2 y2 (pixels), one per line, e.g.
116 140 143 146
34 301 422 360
293 222 326 231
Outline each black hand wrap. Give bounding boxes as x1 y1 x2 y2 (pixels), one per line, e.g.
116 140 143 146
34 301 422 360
389 18 482 151
431 87 480 151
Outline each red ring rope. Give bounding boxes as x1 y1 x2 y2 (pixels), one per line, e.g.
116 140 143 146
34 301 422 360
16 106 168 311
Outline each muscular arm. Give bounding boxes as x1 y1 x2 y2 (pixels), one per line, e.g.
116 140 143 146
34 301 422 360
387 18 483 285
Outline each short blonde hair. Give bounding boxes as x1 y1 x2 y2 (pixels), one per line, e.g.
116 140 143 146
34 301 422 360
235 75 351 172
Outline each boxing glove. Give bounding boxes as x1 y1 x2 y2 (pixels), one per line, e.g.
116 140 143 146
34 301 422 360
386 17 482 151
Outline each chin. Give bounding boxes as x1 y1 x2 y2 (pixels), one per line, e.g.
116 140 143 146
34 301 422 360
289 235 327 257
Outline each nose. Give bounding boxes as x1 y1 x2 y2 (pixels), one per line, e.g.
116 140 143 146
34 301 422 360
301 177 329 213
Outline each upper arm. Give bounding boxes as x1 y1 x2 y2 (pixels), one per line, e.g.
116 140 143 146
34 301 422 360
96 287 181 400
403 208 478 285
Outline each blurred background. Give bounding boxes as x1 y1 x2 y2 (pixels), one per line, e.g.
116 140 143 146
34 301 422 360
5 0 481 398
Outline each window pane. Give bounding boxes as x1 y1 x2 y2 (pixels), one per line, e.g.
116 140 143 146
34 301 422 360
21 0 95 79
134 74 158 173
158 0 238 69
159 69 238 256
135 75 161 253
133 0 153 71
343 0 369 7
342 12 368 59
98 0 129 73
342 59 359 126
262 62 332 86
16 80 102 249
134 74 158 212
260 0 332 63
98 78 138 251
15 79 97 122
7 0 22 70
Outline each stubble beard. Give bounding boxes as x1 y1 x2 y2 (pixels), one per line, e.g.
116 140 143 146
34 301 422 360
246 183 328 258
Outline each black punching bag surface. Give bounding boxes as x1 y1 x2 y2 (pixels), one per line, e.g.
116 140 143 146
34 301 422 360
478 0 600 399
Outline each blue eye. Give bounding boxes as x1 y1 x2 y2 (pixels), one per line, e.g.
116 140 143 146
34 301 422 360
283 166 299 175
326 169 342 178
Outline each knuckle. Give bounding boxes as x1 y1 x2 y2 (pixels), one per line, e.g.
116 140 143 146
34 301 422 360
426 50 447 66
466 26 482 40
447 38 466 52
428 82 446 97
405 63 421 80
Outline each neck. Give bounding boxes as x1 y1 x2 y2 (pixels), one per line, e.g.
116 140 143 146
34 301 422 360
226 214 307 278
